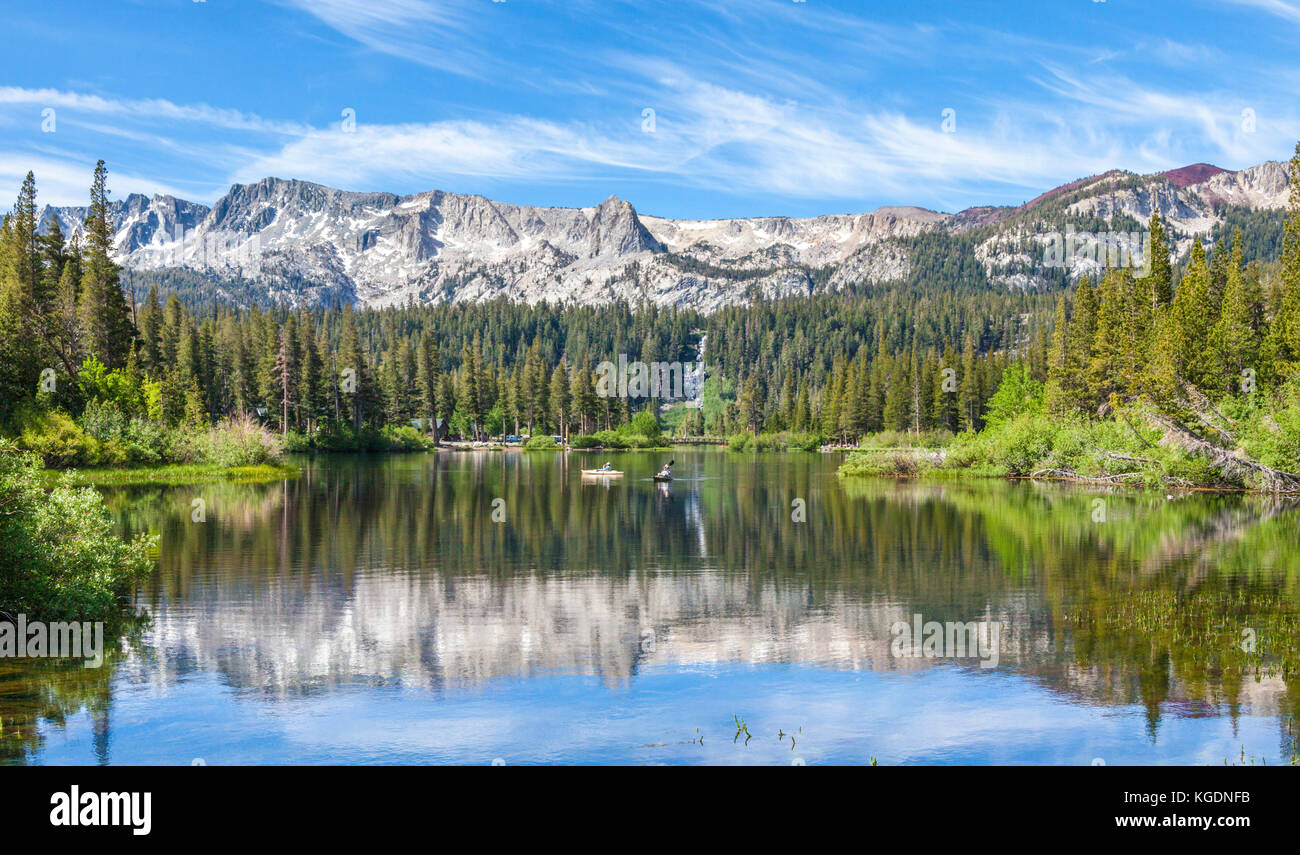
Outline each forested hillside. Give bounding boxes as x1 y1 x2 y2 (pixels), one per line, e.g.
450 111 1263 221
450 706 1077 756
3 147 1300 488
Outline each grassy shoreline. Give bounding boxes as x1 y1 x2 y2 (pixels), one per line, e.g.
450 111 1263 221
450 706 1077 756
836 424 1300 494
47 462 301 487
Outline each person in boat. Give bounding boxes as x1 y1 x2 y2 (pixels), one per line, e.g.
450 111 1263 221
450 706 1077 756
657 463 671 478
599 462 612 471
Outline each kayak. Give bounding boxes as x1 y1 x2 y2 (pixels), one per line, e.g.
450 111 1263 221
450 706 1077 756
581 469 624 476
652 474 673 482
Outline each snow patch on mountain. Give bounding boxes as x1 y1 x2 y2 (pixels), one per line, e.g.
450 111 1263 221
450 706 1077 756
32 158 1292 310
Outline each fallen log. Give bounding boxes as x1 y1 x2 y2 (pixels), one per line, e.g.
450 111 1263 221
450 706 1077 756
1030 468 1146 484
1140 408 1300 493
1096 450 1158 466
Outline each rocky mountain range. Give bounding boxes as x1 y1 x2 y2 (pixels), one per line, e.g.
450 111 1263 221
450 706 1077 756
37 160 1292 312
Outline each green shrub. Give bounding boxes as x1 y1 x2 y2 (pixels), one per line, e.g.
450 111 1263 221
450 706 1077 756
1235 382 1300 472
787 432 825 452
15 407 100 468
282 430 313 453
379 425 430 451
569 434 601 449
524 434 558 450
730 431 826 452
988 413 1056 476
839 449 933 477
984 364 1044 428
591 430 629 449
619 410 662 444
203 415 284 467
78 398 128 443
0 440 156 622
857 429 952 449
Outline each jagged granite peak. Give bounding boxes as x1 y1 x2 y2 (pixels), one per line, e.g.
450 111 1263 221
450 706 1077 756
29 160 1293 311
587 194 664 257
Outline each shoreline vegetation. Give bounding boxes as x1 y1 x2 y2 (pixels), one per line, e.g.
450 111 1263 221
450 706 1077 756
6 143 1300 622
834 145 1300 494
837 373 1300 493
1 441 154 623
50 462 300 487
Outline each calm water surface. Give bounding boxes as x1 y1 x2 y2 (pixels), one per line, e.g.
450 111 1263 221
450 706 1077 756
3 449 1298 765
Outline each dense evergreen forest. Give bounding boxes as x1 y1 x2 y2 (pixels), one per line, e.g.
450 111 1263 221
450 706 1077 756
3 147 1300 485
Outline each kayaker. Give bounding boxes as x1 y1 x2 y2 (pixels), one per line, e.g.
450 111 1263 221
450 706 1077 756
600 462 612 471
658 463 671 478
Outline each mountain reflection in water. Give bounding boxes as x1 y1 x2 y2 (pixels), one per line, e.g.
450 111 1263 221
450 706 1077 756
2 450 1297 765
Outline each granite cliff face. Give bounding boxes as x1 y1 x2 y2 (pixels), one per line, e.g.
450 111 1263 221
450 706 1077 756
37 159 1291 311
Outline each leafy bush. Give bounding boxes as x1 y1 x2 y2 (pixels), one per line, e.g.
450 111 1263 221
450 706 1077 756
15 407 100 468
79 398 129 442
379 425 431 451
983 364 1044 428
839 449 933 477
77 400 167 466
1234 382 1300 472
618 410 662 444
990 413 1056 476
569 434 601 449
203 416 284 467
296 422 430 453
589 430 630 449
524 434 558 450
0 440 156 622
729 431 826 452
857 430 952 449
282 430 314 453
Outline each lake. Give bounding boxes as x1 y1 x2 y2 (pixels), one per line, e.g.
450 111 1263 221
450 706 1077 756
3 448 1297 765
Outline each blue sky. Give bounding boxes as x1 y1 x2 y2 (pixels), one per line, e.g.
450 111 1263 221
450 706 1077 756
2 0 1298 217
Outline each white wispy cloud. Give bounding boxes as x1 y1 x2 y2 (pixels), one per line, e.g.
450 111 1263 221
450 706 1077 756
2 1 1297 214
1224 0 1300 24
0 87 308 136
6 63 1295 214
1029 65 1297 167
229 68 1228 211
278 0 498 77
0 153 190 208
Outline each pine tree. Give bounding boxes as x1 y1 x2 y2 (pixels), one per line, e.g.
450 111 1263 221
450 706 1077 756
1208 231 1259 396
1148 206 1173 309
957 340 980 431
298 311 323 433
459 337 485 440
1043 295 1071 415
338 306 371 442
415 334 441 437
1273 141 1300 374
572 365 598 434
1090 268 1126 405
0 187 39 416
550 362 571 440
437 372 457 438
273 325 295 435
77 161 134 368
738 374 763 436
138 286 163 374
